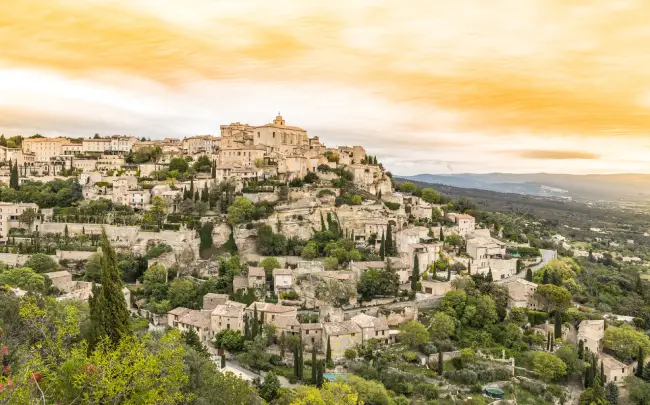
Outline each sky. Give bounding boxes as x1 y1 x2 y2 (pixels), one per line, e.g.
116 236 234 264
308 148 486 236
2 0 650 175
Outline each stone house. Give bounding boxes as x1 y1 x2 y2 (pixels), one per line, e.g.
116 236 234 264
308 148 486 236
503 279 539 310
273 268 293 292
44 270 73 292
246 302 298 328
300 323 323 349
322 320 362 358
446 213 476 237
167 307 212 344
577 320 605 354
210 301 246 335
350 313 391 344
601 354 634 385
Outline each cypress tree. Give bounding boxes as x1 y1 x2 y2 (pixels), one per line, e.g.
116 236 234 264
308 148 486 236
88 228 131 349
411 255 420 291
9 160 19 190
189 177 194 197
546 332 551 351
201 184 208 202
437 351 444 375
605 382 619 405
320 212 326 232
326 212 334 231
550 335 555 351
379 231 385 260
212 160 217 179
447 265 451 281
221 355 226 369
584 366 591 388
467 260 471 275
600 361 605 386
260 311 265 325
64 224 69 239
385 225 393 256
637 347 644 377
312 347 317 384
316 360 324 388
542 270 549 284
252 305 259 339
280 331 286 358
244 314 250 340
440 227 444 242
525 268 533 281
298 334 304 380
194 190 199 201
486 267 493 282
578 340 584 359
554 312 562 339
326 336 332 367
293 345 299 378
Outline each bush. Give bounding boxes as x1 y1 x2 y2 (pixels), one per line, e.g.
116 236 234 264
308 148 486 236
317 189 336 198
384 202 401 210
344 349 357 360
528 310 549 325
144 244 172 260
414 382 439 400
279 291 300 300
402 351 419 363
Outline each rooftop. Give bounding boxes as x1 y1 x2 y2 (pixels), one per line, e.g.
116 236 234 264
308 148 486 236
272 268 293 276
300 323 323 331
351 313 389 331
247 302 296 314
44 270 72 279
212 302 246 318
248 267 266 278
323 320 362 336
179 310 211 329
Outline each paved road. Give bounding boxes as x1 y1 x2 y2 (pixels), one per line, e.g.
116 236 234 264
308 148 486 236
531 249 557 272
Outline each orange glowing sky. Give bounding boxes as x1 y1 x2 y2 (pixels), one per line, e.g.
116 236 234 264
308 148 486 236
2 0 650 174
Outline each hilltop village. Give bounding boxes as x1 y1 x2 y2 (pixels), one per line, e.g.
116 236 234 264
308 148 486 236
2 115 650 405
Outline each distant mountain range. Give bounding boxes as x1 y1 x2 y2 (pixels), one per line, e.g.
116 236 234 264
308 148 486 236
397 173 650 202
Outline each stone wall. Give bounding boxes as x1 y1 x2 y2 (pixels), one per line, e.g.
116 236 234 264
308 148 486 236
243 192 279 204
0 253 30 267
56 250 97 261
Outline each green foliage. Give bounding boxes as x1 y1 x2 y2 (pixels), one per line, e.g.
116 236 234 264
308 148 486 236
398 181 418 194
259 256 281 273
260 371 281 402
429 311 456 341
344 349 357 360
399 320 429 349
214 329 245 352
182 328 209 357
88 229 132 348
227 197 256 225
603 325 650 362
168 278 198 308
420 188 441 203
531 351 567 381
24 253 59 274
144 243 173 260
357 267 399 300
198 222 214 259
0 267 45 292
534 284 572 311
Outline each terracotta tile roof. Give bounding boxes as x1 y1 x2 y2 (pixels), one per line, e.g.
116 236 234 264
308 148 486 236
323 321 361 336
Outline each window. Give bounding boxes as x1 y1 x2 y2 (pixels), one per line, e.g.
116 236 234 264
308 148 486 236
273 132 275 138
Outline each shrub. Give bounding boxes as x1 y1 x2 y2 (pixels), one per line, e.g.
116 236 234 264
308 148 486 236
344 349 357 360
279 291 300 300
317 189 336 198
144 244 172 260
402 351 419 363
528 310 549 325
414 382 439 400
384 202 401 210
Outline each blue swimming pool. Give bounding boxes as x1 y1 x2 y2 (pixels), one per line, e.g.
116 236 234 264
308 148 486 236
323 373 347 382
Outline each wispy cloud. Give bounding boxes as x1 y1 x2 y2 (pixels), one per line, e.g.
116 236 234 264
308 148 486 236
512 150 601 160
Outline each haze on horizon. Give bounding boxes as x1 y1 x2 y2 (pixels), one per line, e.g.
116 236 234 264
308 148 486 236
2 0 650 175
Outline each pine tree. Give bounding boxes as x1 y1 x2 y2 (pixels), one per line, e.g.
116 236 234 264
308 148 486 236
554 312 562 339
311 347 317 384
252 305 259 339
88 228 131 349
326 336 332 367
437 351 444 375
385 224 393 256
411 255 420 291
637 347 644 377
379 231 385 260
605 382 619 405
525 268 533 281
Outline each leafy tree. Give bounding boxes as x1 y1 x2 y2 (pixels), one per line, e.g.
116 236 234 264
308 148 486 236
399 181 418 193
344 349 357 360
508 307 528 326
603 326 650 362
259 256 280 274
399 321 429 349
470 295 498 327
531 351 567 381
347 375 393 405
357 267 399 300
88 229 132 347
260 371 280 402
193 155 212 173
146 196 167 228
556 344 585 377
290 382 360 405
628 376 650 405
534 284 572 311
444 234 464 251
17 208 36 229
168 278 197 308
429 311 455 341
238 335 271 372
421 188 441 203
0 267 45 291
227 197 256 225
24 252 59 274
169 157 189 172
